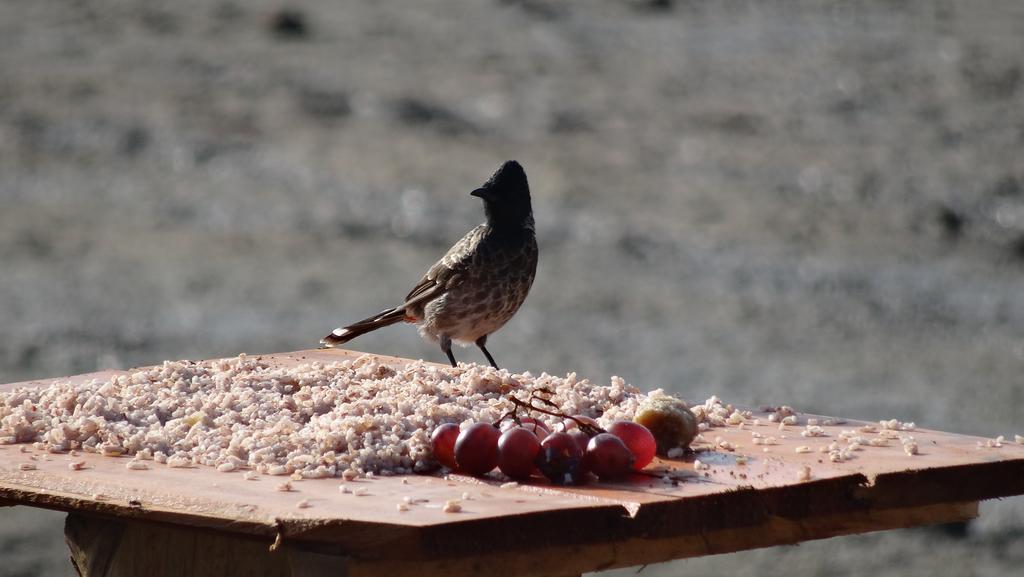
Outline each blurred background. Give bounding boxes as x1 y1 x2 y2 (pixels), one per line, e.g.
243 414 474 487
1 0 1023 575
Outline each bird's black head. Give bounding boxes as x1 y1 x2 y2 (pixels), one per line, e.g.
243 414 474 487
471 160 533 231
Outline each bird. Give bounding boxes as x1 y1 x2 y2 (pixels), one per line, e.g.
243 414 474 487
321 160 538 369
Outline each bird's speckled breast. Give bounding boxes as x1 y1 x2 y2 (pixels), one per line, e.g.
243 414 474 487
420 232 537 344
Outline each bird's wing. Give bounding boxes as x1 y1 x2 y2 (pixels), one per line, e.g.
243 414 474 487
403 224 487 308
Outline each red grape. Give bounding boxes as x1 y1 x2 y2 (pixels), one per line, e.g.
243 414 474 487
454 422 500 476
567 429 591 454
497 427 541 479
501 417 550 441
567 429 594 476
535 432 584 485
519 417 551 441
607 421 656 470
584 433 635 480
431 423 460 469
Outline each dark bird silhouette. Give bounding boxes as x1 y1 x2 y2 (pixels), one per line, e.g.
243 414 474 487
321 160 538 369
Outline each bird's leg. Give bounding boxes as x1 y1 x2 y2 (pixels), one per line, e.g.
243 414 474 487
440 334 457 367
475 336 499 369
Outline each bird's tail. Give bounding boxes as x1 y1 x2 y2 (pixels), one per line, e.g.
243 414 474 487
320 307 407 347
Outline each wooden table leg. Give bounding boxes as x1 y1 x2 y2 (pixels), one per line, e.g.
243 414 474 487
65 514 126 577
63 513 350 577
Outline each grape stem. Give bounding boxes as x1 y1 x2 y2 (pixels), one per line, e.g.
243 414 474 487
502 389 606 436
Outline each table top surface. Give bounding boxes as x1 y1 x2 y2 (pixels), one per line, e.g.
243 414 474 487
2 349 1023 564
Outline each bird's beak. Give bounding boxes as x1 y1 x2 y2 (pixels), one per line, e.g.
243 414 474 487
470 187 490 200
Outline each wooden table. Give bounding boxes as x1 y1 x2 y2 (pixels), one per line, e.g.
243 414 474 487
2 349 1023 577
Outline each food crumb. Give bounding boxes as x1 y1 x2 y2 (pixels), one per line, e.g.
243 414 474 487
166 455 192 468
243 471 259 481
339 486 351 494
880 419 915 431
982 436 1004 448
666 447 686 458
801 426 826 438
443 500 462 513
68 461 86 471
795 446 811 454
296 500 310 509
1015 435 1024 445
100 444 123 457
903 440 920 456
798 465 812 482
500 481 519 489
397 502 409 512
354 487 369 496
126 460 149 471
275 482 293 492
